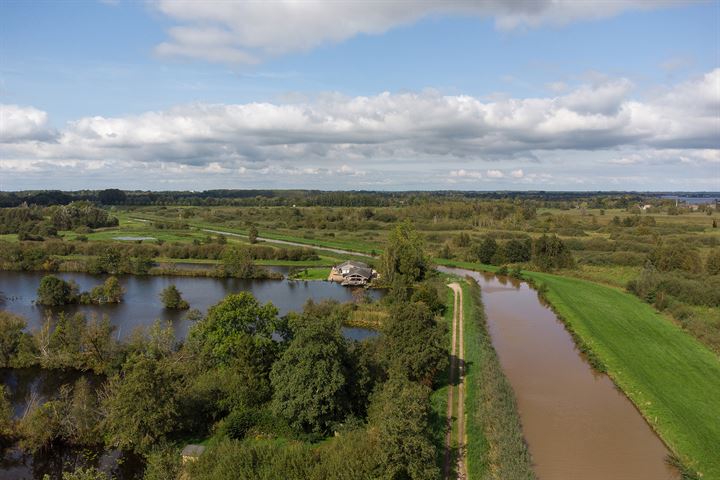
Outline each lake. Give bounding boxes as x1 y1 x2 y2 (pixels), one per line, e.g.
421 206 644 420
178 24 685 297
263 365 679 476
0 270 382 341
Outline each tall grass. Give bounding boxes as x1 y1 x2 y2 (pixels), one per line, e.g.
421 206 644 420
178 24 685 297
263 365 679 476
462 279 535 480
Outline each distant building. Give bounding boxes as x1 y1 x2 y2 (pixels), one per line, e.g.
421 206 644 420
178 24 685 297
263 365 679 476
640 204 653 211
328 260 377 286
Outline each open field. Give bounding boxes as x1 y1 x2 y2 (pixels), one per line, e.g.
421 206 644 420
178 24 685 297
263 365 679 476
526 271 720 479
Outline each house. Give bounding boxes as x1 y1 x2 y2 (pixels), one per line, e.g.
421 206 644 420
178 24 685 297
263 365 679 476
328 260 377 286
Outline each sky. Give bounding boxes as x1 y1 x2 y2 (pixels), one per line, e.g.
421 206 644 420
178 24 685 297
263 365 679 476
0 0 718 191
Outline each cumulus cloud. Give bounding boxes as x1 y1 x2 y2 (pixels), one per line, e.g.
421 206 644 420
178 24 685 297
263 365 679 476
1 69 718 189
0 104 54 143
153 0 691 64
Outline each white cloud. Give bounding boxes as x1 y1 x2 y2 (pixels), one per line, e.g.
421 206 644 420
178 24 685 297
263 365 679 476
2 69 717 189
0 104 53 142
153 0 692 64
450 169 483 179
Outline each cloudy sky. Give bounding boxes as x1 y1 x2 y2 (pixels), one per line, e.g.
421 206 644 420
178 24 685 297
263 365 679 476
0 1 718 191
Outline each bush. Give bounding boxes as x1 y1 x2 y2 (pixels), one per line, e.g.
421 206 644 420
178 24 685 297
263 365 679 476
160 284 189 309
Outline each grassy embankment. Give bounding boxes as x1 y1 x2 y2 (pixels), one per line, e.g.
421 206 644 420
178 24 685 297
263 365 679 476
524 272 720 479
461 279 535 480
436 258 720 477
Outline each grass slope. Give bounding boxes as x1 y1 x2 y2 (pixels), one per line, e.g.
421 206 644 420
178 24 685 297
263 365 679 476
526 272 720 478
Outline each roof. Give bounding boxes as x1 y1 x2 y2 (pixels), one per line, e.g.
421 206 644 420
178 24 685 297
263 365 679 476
338 260 369 269
181 444 206 457
347 267 373 279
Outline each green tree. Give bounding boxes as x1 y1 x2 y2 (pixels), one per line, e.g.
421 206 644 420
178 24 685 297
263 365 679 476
143 445 182 480
648 243 703 274
370 376 438 480
37 275 78 305
58 467 111 480
47 313 86 368
66 377 101 445
0 385 12 438
103 355 181 453
706 249 720 276
88 276 124 304
160 284 189 309
81 315 117 373
472 237 497 264
188 292 279 366
248 225 258 244
379 221 428 284
0 311 27 367
382 302 447 386
270 314 350 434
222 245 255 278
532 234 574 271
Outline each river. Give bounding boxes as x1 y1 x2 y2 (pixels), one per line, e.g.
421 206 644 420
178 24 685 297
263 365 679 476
439 267 678 480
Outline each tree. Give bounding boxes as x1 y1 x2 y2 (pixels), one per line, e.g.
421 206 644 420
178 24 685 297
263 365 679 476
532 234 574 271
98 188 126 205
369 376 438 480
88 276 124 304
379 221 428 284
270 314 350 434
382 302 447 386
58 467 111 480
222 245 255 278
81 315 117 373
472 237 497 264
648 243 703 274
248 225 258 244
103 355 181 453
503 237 532 263
160 284 189 309
37 275 78 305
66 377 102 446
0 311 27 367
0 385 12 438
706 249 720 276
188 292 279 366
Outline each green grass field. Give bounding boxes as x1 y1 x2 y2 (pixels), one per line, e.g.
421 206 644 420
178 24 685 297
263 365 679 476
288 267 331 280
526 272 720 478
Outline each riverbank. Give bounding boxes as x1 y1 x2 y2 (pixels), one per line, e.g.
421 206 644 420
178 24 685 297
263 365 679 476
439 259 719 478
526 272 720 479
462 278 534 480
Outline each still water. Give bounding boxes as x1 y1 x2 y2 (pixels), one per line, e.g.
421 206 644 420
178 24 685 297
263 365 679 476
0 270 381 340
439 267 678 480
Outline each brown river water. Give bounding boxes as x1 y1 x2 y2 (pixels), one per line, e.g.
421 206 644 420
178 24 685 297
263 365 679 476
440 267 679 480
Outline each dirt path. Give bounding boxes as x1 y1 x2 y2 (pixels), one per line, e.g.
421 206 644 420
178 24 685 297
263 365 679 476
445 283 467 480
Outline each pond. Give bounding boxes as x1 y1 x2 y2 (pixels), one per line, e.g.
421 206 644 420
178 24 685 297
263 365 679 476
0 270 383 479
0 270 382 341
439 267 678 480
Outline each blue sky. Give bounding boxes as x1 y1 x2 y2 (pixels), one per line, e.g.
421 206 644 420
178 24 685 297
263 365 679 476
0 0 718 190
